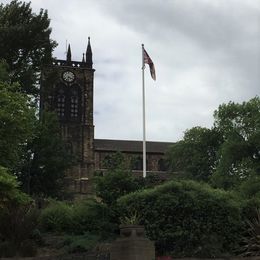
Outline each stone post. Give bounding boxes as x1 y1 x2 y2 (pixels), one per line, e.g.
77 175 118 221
110 224 155 260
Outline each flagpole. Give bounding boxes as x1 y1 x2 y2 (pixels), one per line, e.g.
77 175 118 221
142 44 146 178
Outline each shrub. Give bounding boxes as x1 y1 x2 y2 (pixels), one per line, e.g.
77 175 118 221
0 168 39 257
71 199 117 237
39 199 117 237
117 179 243 257
0 203 39 257
64 232 100 253
240 208 260 256
95 169 139 206
39 201 73 232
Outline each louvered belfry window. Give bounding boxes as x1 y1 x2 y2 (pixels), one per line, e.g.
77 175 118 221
70 90 78 118
56 89 65 117
54 84 81 121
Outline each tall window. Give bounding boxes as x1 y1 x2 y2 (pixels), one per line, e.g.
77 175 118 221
70 91 78 118
158 158 167 171
54 84 81 120
132 157 147 171
56 89 65 117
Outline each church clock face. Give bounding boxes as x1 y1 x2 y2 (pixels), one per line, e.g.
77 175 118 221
62 71 75 83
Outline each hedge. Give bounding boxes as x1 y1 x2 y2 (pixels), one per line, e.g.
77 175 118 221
117 179 243 257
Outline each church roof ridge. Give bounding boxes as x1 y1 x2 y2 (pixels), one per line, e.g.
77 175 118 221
94 138 175 153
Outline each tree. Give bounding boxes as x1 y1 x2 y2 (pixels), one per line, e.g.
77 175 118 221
167 97 260 190
0 66 36 171
95 152 139 205
19 112 75 197
0 0 57 97
0 166 29 209
211 97 260 189
167 126 223 182
0 58 72 198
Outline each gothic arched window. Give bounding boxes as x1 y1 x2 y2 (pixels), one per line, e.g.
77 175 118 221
69 86 81 119
70 91 79 118
56 89 65 117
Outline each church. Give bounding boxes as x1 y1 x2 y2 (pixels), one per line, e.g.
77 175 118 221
40 38 174 194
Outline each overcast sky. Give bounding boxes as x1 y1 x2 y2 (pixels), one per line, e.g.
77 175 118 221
4 0 260 142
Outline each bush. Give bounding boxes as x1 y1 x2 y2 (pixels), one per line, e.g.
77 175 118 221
39 201 73 232
95 169 139 206
64 232 100 253
117 179 243 257
0 167 39 257
0 203 39 256
240 208 260 256
72 199 117 237
39 199 117 237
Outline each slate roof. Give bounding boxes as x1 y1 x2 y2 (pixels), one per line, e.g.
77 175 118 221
94 139 175 154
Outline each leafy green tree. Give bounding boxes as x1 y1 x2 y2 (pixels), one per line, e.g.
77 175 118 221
95 169 138 206
0 74 36 171
211 97 260 189
102 151 127 171
19 112 75 197
0 166 29 209
95 152 139 205
0 0 57 97
0 60 72 198
167 126 223 181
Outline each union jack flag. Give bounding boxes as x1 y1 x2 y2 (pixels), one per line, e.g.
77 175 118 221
143 48 156 81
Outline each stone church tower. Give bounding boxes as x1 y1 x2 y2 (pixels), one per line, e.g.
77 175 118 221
40 38 94 193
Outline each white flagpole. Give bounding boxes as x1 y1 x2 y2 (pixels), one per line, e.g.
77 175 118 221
142 44 146 178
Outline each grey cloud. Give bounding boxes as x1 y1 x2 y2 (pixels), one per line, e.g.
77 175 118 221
5 0 259 141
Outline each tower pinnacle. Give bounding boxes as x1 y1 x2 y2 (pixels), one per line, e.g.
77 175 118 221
85 37 93 68
66 44 72 63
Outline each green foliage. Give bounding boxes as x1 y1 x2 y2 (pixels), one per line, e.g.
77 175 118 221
0 80 72 197
71 199 116 237
214 97 260 140
40 199 116 237
0 0 57 97
0 60 9 82
0 167 39 257
64 233 100 253
211 97 260 189
0 3 68 198
39 201 73 232
237 176 260 199
167 97 260 194
103 151 127 170
0 79 36 170
95 152 139 205
241 208 260 256
120 210 140 225
19 111 74 197
0 202 39 257
117 179 242 257
95 169 139 206
0 166 30 208
167 127 223 181
135 172 166 189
